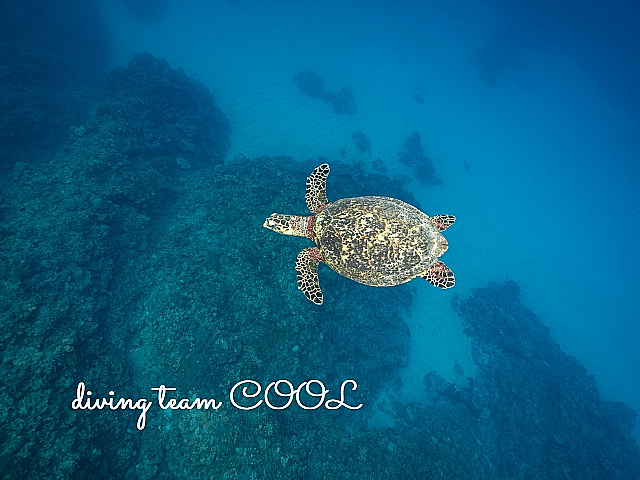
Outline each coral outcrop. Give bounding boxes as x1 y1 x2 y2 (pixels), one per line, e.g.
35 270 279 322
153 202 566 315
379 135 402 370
0 0 109 171
351 131 371 155
103 53 231 173
294 70 357 115
398 132 441 185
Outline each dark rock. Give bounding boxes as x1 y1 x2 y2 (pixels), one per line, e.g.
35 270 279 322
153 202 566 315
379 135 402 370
294 70 357 115
293 70 324 98
398 132 441 185
351 131 371 155
372 158 388 173
332 87 357 115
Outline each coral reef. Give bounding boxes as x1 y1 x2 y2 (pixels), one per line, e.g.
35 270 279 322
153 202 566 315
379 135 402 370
0 0 109 171
448 281 640 479
103 53 231 173
0 126 414 477
294 70 357 115
398 132 441 185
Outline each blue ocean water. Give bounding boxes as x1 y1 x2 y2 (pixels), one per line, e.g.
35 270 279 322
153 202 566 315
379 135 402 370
1 0 639 478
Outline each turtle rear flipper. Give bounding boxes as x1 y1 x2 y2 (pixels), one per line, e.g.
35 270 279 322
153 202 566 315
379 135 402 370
305 164 330 214
295 247 324 305
420 261 455 289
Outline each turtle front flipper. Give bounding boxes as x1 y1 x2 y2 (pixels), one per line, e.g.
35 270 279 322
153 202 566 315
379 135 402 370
295 247 324 305
419 261 455 289
305 163 330 214
429 215 456 232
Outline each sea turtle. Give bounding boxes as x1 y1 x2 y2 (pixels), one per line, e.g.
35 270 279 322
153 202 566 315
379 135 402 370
263 163 455 305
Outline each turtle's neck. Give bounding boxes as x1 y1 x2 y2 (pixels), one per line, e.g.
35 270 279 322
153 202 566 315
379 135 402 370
263 213 315 239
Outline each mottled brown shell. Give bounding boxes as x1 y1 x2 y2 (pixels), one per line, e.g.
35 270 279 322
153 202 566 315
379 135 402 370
313 196 448 286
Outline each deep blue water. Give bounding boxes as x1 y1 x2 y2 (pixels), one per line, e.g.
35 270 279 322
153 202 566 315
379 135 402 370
1 0 639 478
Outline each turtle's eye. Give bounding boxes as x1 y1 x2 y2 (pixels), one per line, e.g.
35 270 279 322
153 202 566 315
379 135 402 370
263 216 280 230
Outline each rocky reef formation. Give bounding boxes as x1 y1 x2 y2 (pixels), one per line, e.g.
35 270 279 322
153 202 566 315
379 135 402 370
329 87 357 115
0 0 109 171
102 53 231 174
293 69 324 98
360 281 640 479
294 70 357 115
398 132 441 185
372 157 388 173
0 128 414 477
449 281 640 479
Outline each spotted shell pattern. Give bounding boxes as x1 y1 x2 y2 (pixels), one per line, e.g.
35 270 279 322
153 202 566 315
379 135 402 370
313 196 448 286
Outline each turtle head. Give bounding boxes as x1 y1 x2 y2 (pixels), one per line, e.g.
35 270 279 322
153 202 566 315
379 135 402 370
263 213 314 239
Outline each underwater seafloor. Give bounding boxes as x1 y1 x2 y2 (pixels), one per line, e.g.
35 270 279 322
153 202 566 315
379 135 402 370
1 50 640 480
2 3 640 480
